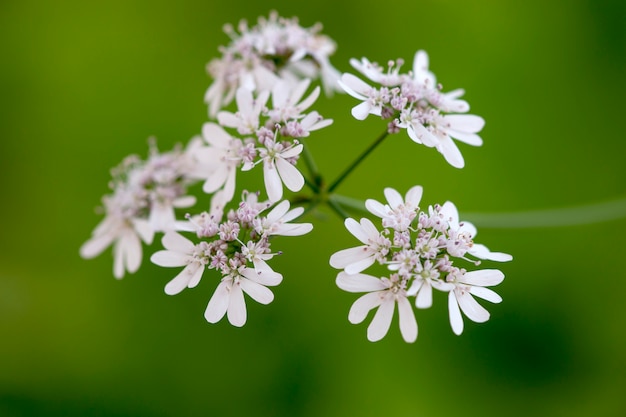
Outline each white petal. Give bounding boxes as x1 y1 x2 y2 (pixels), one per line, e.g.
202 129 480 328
329 246 372 269
344 256 376 275
397 297 418 343
240 278 274 305
241 264 282 286
227 282 247 327
216 111 241 129
405 186 423 208
344 218 369 244
438 136 465 168
150 250 188 267
470 244 513 262
80 231 116 259
264 161 283 202
276 157 304 192
164 264 197 295
336 272 387 293
204 281 230 323
348 292 383 324
383 187 403 208
280 143 303 159
340 73 371 96
448 291 464 335
457 291 490 323
272 223 313 236
462 269 505 287
470 286 502 304
410 123 438 147
201 123 231 148
351 101 373 120
448 131 483 146
122 232 142 275
187 262 205 289
113 239 125 279
415 281 433 309
365 199 388 218
367 298 394 342
161 231 194 253
445 115 485 133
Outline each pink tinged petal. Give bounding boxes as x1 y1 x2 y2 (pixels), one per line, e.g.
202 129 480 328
407 126 422 144
187 263 205 289
462 269 505 287
445 115 485 133
413 50 429 74
271 80 290 108
281 206 303 222
383 188 403 208
406 279 423 297
431 280 455 292
457 291 490 323
202 123 232 148
437 136 465 168
447 131 483 146
149 204 175 232
216 111 242 129
367 298 394 342
122 232 142 275
470 244 513 262
365 199 388 218
344 218 369 244
276 157 304 192
240 278 274 305
164 263 197 295
470 286 502 304
205 281 230 323
266 200 290 224
440 201 460 225
264 161 283 202
344 256 376 275
351 101 373 120
336 272 387 293
340 73 372 97
415 281 433 309
405 186 423 208
150 250 188 267
348 292 384 324
448 291 464 335
235 87 254 117
397 297 418 343
280 143 303 159
113 239 125 279
173 196 196 208
329 246 373 269
360 218 380 240
255 90 270 114
161 231 194 253
222 169 237 204
458 221 477 237
227 282 247 327
410 123 438 147
297 86 320 113
243 263 283 286
202 165 229 193
80 231 116 259
272 223 313 236
131 218 154 245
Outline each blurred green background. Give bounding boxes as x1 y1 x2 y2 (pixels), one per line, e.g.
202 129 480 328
1 0 625 416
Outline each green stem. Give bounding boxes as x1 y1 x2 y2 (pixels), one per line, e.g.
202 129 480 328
330 194 367 213
327 198 350 219
327 129 389 193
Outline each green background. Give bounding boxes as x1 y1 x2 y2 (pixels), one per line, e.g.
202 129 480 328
1 0 625 416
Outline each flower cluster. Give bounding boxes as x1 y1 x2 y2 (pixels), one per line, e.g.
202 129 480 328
339 51 484 168
205 11 341 117
331 186 511 342
197 78 332 211
151 191 312 326
80 141 201 278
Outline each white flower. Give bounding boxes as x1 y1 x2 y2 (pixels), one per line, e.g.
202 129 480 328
338 73 386 120
329 218 390 274
196 123 243 205
150 232 209 295
365 185 423 231
204 266 280 327
217 87 270 135
447 269 504 335
254 199 313 237
258 139 305 202
440 201 513 262
336 272 417 343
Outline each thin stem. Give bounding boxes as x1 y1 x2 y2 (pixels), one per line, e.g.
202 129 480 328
303 175 320 193
327 198 350 219
327 129 389 193
330 194 367 214
300 138 319 179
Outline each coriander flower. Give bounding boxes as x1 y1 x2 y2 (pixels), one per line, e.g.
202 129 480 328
332 185 512 341
336 272 417 343
340 50 485 168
